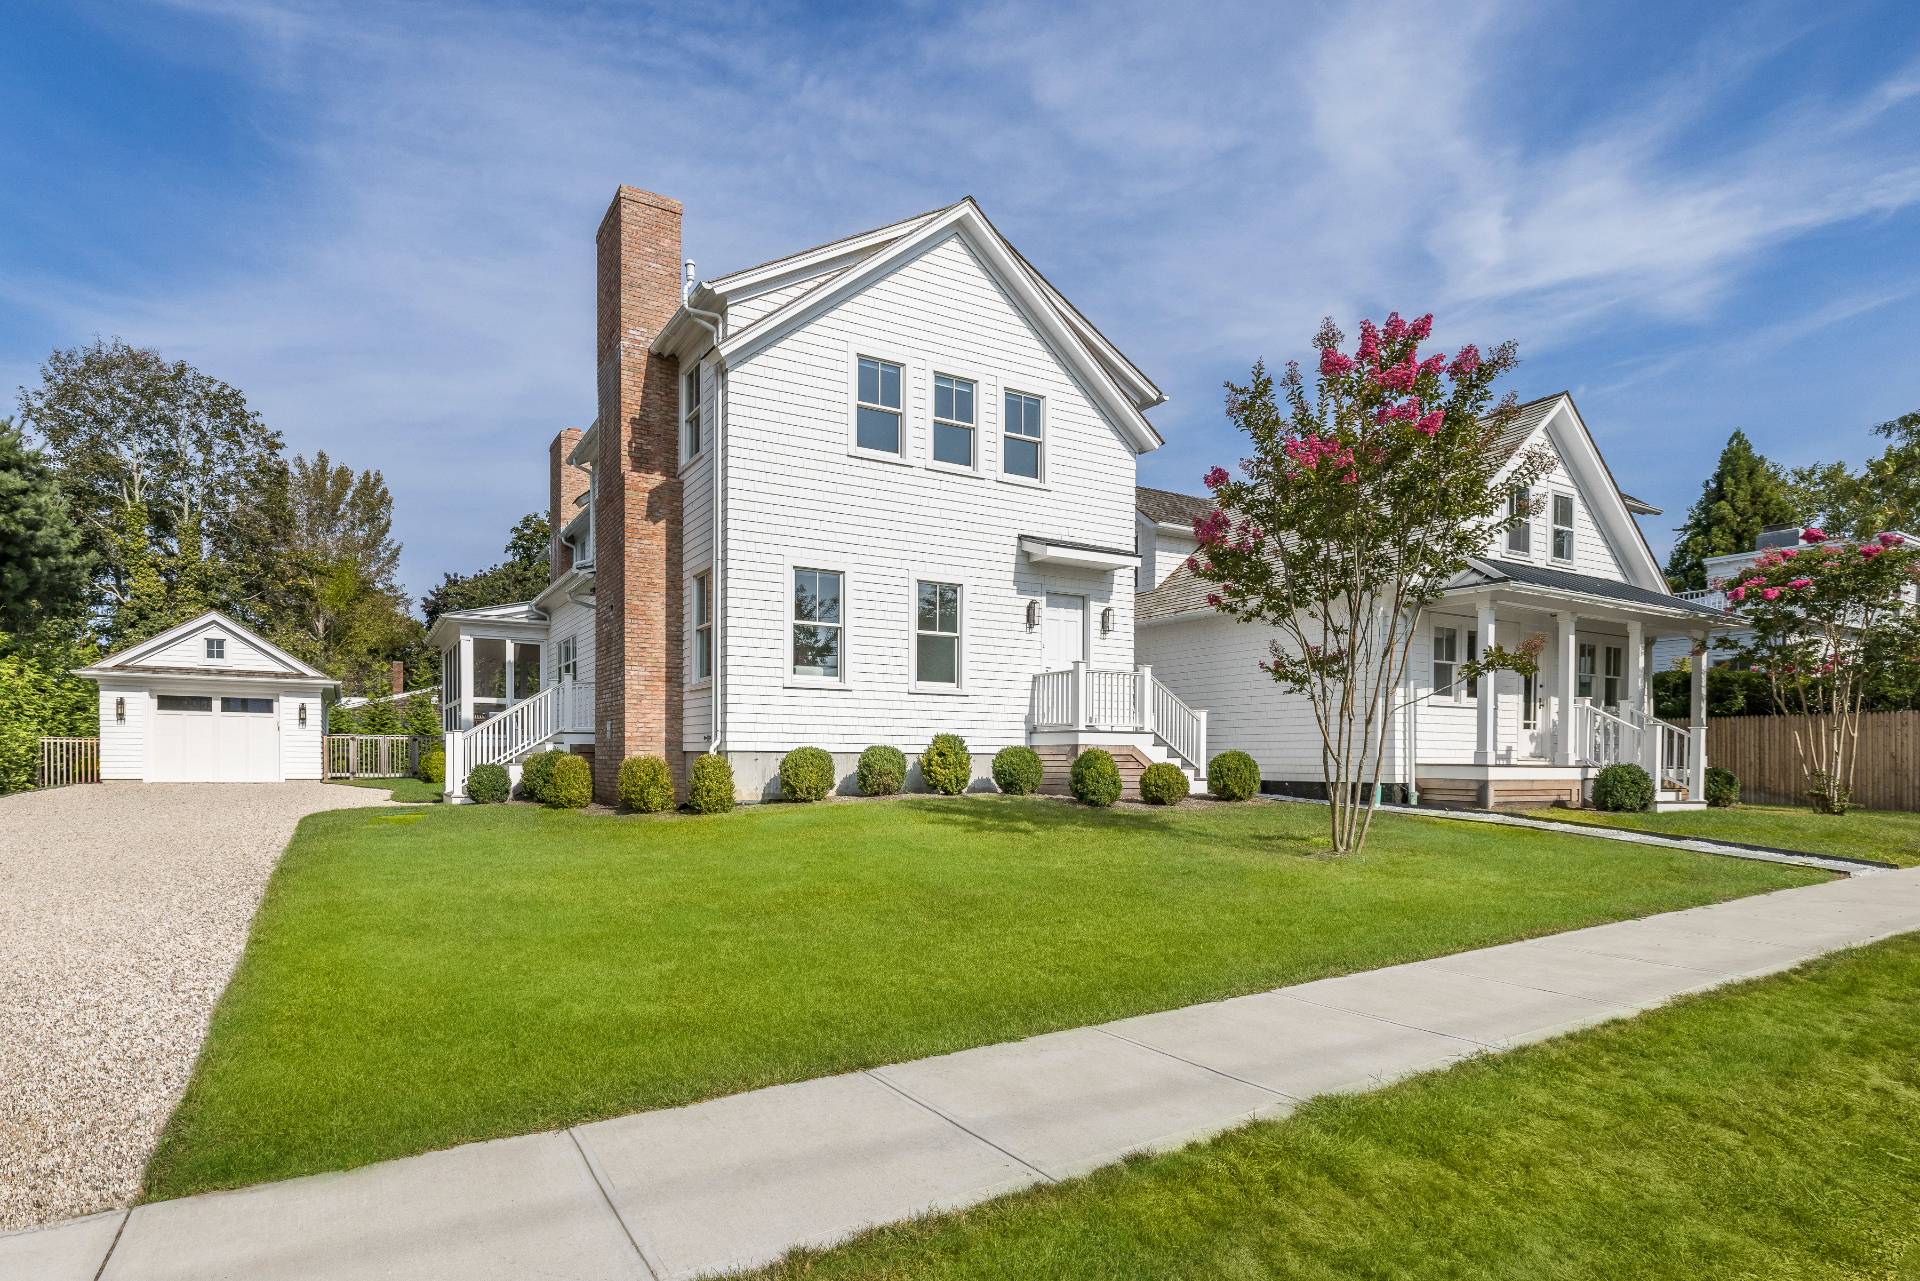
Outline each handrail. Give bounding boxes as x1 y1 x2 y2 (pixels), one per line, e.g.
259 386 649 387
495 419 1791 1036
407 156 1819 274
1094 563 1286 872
445 686 558 799
1148 676 1207 774
1026 666 1207 776
1572 699 1640 768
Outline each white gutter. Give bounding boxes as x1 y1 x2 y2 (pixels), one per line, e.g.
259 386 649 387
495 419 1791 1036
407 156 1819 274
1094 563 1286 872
676 275 729 755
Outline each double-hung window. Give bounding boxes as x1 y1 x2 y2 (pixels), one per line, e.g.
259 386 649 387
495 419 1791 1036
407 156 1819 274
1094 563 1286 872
1552 494 1576 561
556 636 577 682
1003 391 1043 480
682 367 702 461
791 568 843 680
692 571 713 682
1506 488 1531 555
855 356 903 455
1433 626 1459 697
1577 642 1597 700
932 373 976 468
1602 645 1624 710
915 581 961 687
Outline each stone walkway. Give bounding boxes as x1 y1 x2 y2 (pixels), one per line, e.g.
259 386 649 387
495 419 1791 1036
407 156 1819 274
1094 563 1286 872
8 869 1918 1281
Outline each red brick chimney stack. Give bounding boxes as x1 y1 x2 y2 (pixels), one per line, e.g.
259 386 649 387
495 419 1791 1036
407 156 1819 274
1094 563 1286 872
389 660 405 696
591 186 685 803
548 427 586 578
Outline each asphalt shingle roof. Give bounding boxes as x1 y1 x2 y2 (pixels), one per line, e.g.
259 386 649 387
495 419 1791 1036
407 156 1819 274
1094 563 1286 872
1471 558 1734 620
1135 485 1214 529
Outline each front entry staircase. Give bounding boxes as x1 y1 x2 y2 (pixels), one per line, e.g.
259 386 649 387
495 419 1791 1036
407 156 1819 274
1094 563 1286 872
1028 664 1209 792
1569 699 1703 810
444 680 593 800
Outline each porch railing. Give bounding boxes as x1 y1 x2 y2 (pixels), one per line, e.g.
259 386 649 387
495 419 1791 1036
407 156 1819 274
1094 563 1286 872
559 678 596 732
37 737 100 789
324 735 420 779
1653 719 1692 794
444 684 558 800
1030 664 1209 775
1570 699 1639 769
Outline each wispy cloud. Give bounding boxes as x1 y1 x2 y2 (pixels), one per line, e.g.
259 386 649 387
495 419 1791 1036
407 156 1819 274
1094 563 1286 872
8 0 1920 589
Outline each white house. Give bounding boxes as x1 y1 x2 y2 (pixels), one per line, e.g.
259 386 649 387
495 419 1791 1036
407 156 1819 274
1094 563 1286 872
74 611 336 783
1136 393 1738 810
431 186 1207 801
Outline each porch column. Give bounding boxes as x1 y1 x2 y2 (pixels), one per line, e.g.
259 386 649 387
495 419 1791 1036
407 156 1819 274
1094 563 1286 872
457 634 474 731
1625 620 1645 720
1553 611 1578 766
1473 600 1498 765
1688 633 1708 801
1072 660 1089 729
1137 665 1154 734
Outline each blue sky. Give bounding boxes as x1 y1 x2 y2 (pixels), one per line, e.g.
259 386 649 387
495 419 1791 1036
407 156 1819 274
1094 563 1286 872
6 0 1919 599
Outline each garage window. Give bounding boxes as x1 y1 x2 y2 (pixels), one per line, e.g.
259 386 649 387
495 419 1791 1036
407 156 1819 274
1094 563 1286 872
221 697 274 714
157 695 212 712
205 638 225 659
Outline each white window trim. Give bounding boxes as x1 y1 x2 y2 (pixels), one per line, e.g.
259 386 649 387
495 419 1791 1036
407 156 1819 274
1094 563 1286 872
1602 643 1624 710
784 557 851 689
909 573 967 695
998 387 1047 488
1576 641 1597 700
1432 624 1460 702
205 637 226 660
846 343 913 467
688 567 714 689
679 361 706 468
925 363 990 478
1505 486 1531 556
1521 669 1540 729
1550 491 1577 564
555 635 577 683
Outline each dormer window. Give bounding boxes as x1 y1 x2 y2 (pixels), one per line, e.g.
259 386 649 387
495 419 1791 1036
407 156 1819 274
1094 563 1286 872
1552 494 1575 562
1505 488 1530 555
205 637 225 659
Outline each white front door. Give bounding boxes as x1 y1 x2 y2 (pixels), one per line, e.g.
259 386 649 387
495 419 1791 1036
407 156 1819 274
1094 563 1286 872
151 692 280 782
1043 594 1086 670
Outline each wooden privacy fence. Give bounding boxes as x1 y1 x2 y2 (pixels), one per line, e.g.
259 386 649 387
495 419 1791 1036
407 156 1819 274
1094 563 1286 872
37 738 101 788
1708 711 1920 811
324 735 424 779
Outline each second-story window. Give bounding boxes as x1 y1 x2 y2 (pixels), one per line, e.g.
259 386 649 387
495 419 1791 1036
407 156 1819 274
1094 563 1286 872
1552 493 1576 561
1506 487 1530 555
692 571 713 682
932 373 975 468
682 367 702 461
856 356 903 455
1004 391 1043 480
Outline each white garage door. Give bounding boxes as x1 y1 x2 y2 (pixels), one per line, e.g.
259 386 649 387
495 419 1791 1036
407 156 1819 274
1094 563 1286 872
151 694 280 782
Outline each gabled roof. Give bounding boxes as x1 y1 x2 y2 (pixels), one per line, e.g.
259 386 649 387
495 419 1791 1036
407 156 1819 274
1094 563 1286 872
76 610 334 683
1452 557 1736 623
1135 486 1214 530
656 198 1165 453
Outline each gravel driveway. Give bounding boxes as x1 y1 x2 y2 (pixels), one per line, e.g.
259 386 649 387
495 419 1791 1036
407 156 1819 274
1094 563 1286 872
0 782 399 1231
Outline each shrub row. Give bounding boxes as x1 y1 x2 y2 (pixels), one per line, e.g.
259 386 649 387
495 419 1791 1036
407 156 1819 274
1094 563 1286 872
513 748 590 809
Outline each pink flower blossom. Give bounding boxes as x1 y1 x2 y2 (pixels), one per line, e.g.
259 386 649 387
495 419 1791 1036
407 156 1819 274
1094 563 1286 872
1372 357 1419 393
1355 320 1380 362
1193 508 1231 546
1878 531 1906 547
1383 312 1407 342
1802 527 1828 543
1779 548 1798 559
1726 586 1746 603
1319 348 1355 378
1415 410 1444 436
1205 593 1222 608
1417 353 1448 378
1744 577 1766 588
1788 577 1812 590
1203 465 1229 489
1448 345 1480 377
1762 587 1781 601
1409 313 1434 341
1861 543 1885 559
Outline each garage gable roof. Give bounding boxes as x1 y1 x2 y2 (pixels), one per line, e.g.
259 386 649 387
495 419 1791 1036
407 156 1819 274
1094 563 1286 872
83 610 331 681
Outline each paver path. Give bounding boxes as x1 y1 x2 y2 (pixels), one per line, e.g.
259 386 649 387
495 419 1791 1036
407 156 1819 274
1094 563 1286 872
8 865 1917 1281
0 782 397 1232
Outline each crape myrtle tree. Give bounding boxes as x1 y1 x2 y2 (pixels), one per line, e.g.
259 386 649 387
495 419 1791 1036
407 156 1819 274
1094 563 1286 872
1188 313 1553 853
1717 527 1920 813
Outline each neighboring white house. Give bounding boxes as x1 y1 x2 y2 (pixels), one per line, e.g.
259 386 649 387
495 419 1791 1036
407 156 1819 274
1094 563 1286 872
1136 393 1737 811
74 611 336 783
431 187 1207 801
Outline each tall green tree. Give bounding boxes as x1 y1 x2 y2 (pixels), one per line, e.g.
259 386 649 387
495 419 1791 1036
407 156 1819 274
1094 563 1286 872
1666 430 1800 591
287 451 402 590
420 513 551 625
0 419 91 633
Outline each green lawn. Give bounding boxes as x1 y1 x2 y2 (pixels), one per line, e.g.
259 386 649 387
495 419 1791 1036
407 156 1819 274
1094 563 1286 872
328 775 442 803
147 796 1823 1201
754 933 1920 1281
1523 803 1920 867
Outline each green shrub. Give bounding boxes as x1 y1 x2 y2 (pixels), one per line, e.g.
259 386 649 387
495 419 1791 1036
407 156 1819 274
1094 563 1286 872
920 733 972 796
327 703 359 734
1705 766 1740 809
519 749 568 802
359 699 402 735
857 744 907 796
1208 750 1259 801
617 755 675 813
1138 761 1189 806
402 693 440 739
543 754 593 809
780 746 837 802
688 753 735 814
465 763 510 804
0 648 93 794
1070 748 1122 807
991 745 1043 795
1592 762 1654 813
418 748 445 786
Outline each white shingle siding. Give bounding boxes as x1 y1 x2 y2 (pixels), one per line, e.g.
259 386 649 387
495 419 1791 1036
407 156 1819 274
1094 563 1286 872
1492 430 1627 581
278 687 324 779
149 624 283 672
97 685 146 781
715 230 1138 757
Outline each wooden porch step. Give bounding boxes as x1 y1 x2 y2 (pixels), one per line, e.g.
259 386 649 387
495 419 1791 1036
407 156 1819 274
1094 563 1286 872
1032 744 1162 798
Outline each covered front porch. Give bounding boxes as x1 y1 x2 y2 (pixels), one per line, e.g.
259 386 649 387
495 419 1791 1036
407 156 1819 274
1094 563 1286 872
1413 574 1734 812
426 602 595 799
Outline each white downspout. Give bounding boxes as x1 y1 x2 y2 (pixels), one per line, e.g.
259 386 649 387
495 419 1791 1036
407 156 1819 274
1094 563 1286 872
678 264 727 754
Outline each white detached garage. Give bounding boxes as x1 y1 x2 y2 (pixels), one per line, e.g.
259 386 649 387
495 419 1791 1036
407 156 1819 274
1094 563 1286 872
75 611 337 783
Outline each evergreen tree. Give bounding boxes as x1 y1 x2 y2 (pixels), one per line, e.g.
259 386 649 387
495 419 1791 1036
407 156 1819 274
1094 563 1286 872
420 513 551 625
1665 430 1799 590
0 420 90 633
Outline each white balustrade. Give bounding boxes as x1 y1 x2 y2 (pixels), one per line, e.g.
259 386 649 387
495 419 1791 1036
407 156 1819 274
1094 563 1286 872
1028 666 1208 775
445 685 558 799
1030 669 1075 729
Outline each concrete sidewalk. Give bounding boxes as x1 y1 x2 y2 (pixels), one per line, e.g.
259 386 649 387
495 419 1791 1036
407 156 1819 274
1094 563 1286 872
10 869 1919 1281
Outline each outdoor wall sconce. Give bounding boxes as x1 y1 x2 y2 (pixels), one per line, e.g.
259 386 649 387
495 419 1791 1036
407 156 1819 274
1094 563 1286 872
1025 599 1041 630
114 697 125 724
298 702 308 726
1100 606 1115 634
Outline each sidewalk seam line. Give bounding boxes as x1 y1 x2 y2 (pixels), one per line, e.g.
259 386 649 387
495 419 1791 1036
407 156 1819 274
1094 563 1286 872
566 1128 661 1281
89 1210 129 1281
862 1070 1060 1184
1088 1026 1308 1102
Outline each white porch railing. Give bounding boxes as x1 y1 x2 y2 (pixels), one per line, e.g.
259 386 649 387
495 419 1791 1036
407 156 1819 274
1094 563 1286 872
1570 699 1639 769
445 685 558 800
559 678 595 733
1652 718 1692 794
1030 664 1209 775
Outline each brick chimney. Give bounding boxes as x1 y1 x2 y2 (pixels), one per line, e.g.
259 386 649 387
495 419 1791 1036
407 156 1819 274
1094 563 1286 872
389 661 405 695
548 427 586 578
592 186 685 803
